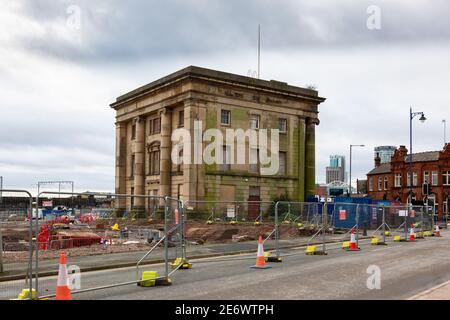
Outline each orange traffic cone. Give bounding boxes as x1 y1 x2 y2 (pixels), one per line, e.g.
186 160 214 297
347 228 360 251
409 224 416 241
56 251 72 300
250 235 272 269
434 224 441 237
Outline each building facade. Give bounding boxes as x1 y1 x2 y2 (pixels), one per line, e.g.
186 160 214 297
374 146 396 164
367 144 450 217
326 155 345 184
111 66 325 210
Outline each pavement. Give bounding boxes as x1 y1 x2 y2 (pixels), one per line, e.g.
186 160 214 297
409 280 450 300
2 230 449 300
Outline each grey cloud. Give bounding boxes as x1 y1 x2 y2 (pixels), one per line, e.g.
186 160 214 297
14 0 450 64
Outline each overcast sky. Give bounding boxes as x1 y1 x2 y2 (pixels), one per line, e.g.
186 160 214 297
1 0 450 193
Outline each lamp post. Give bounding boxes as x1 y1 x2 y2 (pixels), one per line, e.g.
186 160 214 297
408 107 426 239
349 145 365 197
443 119 447 145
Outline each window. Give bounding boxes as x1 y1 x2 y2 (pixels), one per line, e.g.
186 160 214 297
278 152 287 175
407 172 418 186
221 145 231 170
148 117 161 135
130 154 135 178
250 114 260 129
148 143 160 175
250 148 260 173
424 171 430 184
384 176 388 190
221 110 231 125
378 177 382 191
131 124 136 140
178 110 184 127
395 173 402 187
369 178 373 192
444 171 450 186
279 118 287 133
432 171 438 186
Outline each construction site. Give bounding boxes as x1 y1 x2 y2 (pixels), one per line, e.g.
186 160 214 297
1 189 449 301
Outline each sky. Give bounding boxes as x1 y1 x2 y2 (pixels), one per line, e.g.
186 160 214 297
1 0 450 193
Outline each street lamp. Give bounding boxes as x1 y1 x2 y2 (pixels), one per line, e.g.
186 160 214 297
443 119 447 145
349 144 365 196
408 107 426 238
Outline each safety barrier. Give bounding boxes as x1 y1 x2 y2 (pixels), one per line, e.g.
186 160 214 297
0 189 33 300
1 189 446 300
31 191 169 299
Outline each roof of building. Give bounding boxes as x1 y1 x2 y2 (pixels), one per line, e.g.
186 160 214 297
367 163 391 175
367 150 442 175
111 65 326 107
405 151 440 162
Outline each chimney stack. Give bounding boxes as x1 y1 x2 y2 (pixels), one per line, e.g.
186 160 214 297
375 152 381 167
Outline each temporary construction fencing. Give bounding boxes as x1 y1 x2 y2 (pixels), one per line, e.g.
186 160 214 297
0 191 188 300
0 189 33 300
1 189 445 300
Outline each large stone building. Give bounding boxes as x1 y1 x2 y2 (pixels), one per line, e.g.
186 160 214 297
110 66 325 210
367 144 450 217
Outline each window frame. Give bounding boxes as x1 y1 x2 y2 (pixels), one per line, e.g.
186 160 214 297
444 171 450 186
395 173 402 188
178 110 184 128
278 118 288 133
221 110 231 126
278 151 287 176
250 114 260 130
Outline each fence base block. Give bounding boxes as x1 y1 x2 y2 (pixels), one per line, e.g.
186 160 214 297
266 256 283 263
155 278 173 286
170 258 192 270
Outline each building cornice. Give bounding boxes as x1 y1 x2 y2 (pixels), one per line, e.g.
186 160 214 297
110 66 326 109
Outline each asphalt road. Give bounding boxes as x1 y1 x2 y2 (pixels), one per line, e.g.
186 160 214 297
3 230 450 300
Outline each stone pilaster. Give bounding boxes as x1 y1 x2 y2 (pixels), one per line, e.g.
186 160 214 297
160 108 172 198
115 122 127 208
183 100 206 201
133 116 145 208
297 117 306 202
305 117 319 198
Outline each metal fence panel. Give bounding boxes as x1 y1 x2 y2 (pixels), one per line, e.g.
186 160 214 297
0 190 33 300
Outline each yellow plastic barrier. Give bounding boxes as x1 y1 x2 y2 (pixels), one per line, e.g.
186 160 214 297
305 245 317 255
17 289 37 300
371 238 379 245
342 241 350 249
170 257 192 270
140 271 158 287
393 235 402 242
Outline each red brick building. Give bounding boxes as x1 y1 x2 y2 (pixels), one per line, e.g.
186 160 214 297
367 144 450 217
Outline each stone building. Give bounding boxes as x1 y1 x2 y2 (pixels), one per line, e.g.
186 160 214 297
110 66 325 210
367 144 450 217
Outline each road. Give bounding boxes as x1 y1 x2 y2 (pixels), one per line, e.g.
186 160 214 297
3 230 450 300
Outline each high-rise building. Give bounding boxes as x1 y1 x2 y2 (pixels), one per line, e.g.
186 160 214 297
374 146 396 164
326 155 346 184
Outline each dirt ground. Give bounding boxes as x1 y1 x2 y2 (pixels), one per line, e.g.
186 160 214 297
1 219 321 263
